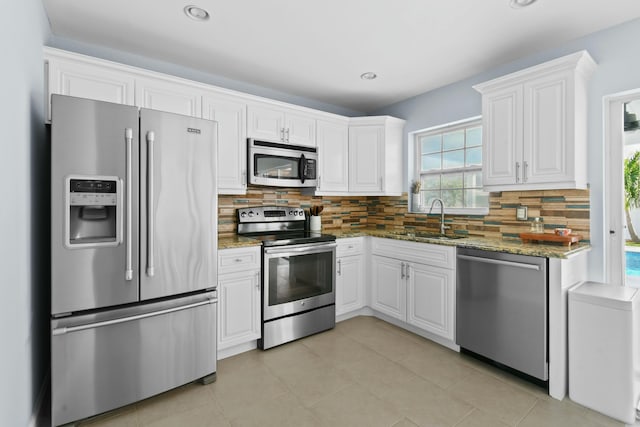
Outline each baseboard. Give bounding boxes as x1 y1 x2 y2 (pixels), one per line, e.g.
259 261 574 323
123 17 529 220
217 340 257 360
29 371 49 427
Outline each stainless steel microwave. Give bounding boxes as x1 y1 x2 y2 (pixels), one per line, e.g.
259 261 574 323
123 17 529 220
247 139 318 188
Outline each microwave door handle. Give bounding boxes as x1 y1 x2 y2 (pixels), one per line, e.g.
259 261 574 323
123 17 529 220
299 154 306 184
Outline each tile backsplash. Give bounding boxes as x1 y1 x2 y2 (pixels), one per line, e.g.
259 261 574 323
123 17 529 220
218 187 590 242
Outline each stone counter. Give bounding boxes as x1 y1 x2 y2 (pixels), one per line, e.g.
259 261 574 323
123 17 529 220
328 229 590 259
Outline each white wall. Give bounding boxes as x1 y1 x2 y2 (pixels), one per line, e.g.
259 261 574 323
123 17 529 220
0 0 50 425
375 18 640 283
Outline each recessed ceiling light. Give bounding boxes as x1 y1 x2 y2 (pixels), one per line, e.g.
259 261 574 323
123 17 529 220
184 5 210 21
360 72 377 80
510 0 537 8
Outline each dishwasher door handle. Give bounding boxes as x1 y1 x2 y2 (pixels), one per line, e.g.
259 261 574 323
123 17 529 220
457 254 540 271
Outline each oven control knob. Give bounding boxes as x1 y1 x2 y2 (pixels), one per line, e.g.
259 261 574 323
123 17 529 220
298 209 304 216
240 212 246 218
292 211 297 216
248 211 254 218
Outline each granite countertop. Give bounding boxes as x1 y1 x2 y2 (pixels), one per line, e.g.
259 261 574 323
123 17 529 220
327 229 590 259
219 229 590 259
218 235 263 249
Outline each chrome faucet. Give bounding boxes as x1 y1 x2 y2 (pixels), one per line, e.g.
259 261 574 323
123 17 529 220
429 198 450 235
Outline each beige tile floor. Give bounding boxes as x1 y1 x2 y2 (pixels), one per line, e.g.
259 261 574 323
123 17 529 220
72 316 622 427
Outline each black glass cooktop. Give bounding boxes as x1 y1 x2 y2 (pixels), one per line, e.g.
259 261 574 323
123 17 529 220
249 231 336 247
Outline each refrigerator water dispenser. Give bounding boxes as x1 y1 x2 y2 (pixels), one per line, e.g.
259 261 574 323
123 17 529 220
66 176 121 247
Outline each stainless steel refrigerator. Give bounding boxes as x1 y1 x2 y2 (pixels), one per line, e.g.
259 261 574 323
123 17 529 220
50 95 218 426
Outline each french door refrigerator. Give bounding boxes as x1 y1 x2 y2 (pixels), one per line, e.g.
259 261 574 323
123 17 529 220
50 95 218 426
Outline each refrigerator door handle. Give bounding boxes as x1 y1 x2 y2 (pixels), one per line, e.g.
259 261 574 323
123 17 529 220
52 297 218 336
125 128 134 281
146 130 155 277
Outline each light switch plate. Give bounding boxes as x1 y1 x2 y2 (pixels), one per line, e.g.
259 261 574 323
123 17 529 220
516 206 528 221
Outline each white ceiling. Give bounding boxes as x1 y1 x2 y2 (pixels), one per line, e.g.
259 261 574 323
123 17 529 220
42 0 640 113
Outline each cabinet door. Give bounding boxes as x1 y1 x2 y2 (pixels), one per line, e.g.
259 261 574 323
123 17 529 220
46 57 135 121
482 85 523 187
203 93 247 194
349 125 383 193
317 119 349 192
370 255 405 321
247 104 285 141
523 71 573 185
406 263 454 340
336 255 365 316
285 111 316 146
218 270 261 350
136 77 202 117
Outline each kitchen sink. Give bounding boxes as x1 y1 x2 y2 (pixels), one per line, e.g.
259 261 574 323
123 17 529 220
415 232 466 240
392 231 466 240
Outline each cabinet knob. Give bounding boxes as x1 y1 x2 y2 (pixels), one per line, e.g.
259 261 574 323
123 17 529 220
400 262 405 279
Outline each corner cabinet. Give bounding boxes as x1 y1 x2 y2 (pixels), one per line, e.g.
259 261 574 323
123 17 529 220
217 247 261 355
348 116 405 195
370 238 456 341
474 50 596 192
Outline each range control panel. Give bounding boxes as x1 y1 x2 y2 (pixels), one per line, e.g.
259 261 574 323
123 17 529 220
69 179 117 206
237 206 305 223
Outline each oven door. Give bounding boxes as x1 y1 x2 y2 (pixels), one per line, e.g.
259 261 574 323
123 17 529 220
263 242 336 321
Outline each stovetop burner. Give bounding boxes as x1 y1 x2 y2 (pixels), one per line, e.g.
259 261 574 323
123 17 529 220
236 206 335 246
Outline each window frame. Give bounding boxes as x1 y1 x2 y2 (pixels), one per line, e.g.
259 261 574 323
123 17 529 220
411 116 489 215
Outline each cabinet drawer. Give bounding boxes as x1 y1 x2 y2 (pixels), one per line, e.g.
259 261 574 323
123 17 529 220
371 238 455 270
218 247 260 275
336 237 364 257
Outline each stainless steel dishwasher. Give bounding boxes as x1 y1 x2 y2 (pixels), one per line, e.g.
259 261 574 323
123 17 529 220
456 247 548 381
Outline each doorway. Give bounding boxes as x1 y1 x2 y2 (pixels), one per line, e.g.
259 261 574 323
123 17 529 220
604 90 640 287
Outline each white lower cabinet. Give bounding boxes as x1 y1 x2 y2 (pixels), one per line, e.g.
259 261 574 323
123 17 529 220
370 238 455 341
370 255 406 320
406 262 454 340
336 238 365 316
217 247 261 352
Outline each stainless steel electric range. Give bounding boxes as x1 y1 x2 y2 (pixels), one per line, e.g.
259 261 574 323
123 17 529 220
237 206 336 349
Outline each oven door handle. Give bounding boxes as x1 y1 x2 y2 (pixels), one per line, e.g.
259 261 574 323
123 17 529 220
264 242 337 256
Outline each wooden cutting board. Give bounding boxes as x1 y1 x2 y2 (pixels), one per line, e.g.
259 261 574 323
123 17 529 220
519 233 582 246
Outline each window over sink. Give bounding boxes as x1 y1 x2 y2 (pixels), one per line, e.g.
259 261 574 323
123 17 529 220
411 117 489 214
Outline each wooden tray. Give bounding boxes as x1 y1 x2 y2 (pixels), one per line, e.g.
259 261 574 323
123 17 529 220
519 233 582 246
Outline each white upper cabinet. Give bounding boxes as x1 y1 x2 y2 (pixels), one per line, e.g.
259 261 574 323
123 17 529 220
45 49 135 121
474 50 596 192
349 116 404 195
135 76 202 118
247 102 316 146
316 118 349 193
203 93 247 194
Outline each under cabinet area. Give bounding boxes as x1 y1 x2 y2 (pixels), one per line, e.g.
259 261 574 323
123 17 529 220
474 50 596 192
217 247 261 357
370 238 456 342
335 238 366 317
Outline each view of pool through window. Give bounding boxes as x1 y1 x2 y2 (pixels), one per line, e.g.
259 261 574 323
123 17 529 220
626 250 640 276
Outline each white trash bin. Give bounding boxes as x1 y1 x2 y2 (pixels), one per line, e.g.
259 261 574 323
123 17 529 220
569 281 640 424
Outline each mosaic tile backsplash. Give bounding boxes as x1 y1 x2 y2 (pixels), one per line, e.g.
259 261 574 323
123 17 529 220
218 187 590 242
